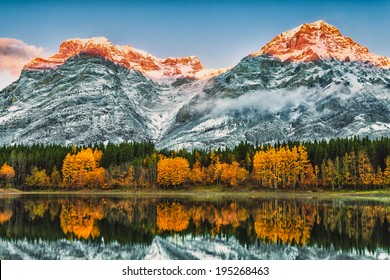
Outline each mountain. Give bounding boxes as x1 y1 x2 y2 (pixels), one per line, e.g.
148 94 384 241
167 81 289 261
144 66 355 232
24 37 225 79
1 21 390 148
251 20 390 68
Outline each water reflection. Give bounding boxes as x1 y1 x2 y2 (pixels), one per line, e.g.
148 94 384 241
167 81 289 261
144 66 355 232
0 195 389 259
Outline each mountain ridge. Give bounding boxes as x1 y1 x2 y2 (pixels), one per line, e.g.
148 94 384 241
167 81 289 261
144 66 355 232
251 20 390 68
1 20 390 149
24 37 227 79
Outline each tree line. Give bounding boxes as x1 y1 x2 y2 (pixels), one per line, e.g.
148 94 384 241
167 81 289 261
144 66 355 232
1 137 390 190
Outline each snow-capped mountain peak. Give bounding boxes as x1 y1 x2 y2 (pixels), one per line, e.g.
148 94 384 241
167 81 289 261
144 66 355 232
251 20 390 68
2 22 390 149
24 37 225 79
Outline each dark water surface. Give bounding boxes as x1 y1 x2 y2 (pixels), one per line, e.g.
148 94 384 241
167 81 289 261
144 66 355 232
0 194 389 259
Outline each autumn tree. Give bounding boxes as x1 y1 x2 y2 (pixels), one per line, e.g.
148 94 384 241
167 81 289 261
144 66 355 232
220 161 248 187
61 148 106 189
189 161 206 185
50 166 62 188
0 163 15 188
25 167 50 188
157 156 189 187
358 150 374 186
384 155 390 186
253 145 310 189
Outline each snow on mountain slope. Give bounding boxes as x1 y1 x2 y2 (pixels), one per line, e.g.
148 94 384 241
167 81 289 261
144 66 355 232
251 20 390 68
1 21 390 148
160 56 390 149
0 54 204 146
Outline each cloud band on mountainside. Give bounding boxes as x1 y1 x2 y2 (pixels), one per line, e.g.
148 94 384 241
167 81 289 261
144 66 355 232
0 38 44 89
193 88 308 116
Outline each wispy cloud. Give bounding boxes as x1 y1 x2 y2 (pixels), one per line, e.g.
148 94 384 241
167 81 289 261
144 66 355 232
195 88 308 116
0 38 44 75
0 38 45 90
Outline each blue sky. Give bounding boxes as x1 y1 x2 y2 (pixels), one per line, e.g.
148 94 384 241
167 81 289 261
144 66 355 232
1 0 390 69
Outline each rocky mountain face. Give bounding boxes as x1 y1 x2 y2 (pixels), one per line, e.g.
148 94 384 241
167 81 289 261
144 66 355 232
1 21 390 148
162 56 390 149
251 20 390 68
0 54 207 146
24 37 225 79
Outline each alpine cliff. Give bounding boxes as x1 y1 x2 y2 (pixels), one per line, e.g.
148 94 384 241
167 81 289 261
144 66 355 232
1 20 390 149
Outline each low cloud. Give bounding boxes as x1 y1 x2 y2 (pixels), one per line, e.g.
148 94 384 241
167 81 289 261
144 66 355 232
198 88 308 116
0 38 45 90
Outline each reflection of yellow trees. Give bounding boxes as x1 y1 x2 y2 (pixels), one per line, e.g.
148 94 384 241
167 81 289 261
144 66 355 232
252 202 317 246
24 201 49 220
188 206 207 227
0 210 13 224
60 201 104 240
212 203 248 231
14 197 390 247
323 205 390 242
157 203 189 232
156 202 248 234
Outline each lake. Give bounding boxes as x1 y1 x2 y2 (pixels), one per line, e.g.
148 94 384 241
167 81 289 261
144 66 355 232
0 194 389 260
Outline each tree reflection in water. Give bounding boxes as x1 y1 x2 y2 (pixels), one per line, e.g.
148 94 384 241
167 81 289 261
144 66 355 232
0 196 388 253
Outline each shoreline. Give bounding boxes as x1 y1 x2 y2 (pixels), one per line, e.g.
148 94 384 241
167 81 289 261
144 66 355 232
1 187 389 200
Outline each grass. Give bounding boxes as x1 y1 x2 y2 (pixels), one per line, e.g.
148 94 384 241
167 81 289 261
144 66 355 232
0 185 389 201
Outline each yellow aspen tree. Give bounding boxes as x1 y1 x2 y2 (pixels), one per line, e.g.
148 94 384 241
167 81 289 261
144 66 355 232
50 166 62 188
233 161 249 187
61 154 74 188
384 156 390 185
253 149 267 187
124 165 135 188
189 161 206 185
278 146 288 188
25 167 50 187
0 163 16 187
297 145 310 186
374 168 385 186
342 152 353 187
157 157 190 187
303 164 315 186
314 165 319 188
358 150 374 186
61 148 105 189
326 159 336 190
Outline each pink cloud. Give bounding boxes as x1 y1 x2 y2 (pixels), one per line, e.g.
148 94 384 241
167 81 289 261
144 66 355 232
0 38 44 75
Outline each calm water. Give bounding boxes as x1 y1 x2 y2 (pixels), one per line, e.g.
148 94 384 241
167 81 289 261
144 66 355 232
0 194 389 260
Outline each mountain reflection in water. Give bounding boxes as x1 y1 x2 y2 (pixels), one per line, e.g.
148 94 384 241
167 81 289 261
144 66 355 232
0 195 389 259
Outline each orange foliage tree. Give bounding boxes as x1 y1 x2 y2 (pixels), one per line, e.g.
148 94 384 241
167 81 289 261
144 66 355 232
253 145 310 189
220 161 248 187
157 156 189 187
62 148 106 189
189 161 206 185
0 163 15 187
